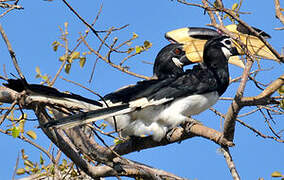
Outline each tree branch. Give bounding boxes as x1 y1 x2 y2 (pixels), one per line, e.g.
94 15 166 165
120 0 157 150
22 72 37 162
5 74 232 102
80 34 151 80
274 0 284 26
241 73 284 105
0 24 24 79
221 147 240 180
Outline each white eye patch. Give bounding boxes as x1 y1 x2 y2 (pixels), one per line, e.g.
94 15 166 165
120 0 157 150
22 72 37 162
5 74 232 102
220 38 233 59
221 38 233 49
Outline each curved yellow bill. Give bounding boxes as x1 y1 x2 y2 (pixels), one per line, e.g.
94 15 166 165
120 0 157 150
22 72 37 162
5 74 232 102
166 25 276 68
181 40 245 68
166 27 244 68
225 24 277 61
166 28 193 44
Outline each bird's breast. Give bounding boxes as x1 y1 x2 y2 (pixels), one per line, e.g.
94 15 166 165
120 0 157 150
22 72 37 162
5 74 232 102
162 91 219 117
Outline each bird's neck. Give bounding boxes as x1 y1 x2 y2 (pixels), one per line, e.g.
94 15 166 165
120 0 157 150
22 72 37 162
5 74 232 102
206 60 230 96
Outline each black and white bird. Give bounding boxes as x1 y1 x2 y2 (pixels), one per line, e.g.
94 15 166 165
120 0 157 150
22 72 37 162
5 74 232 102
153 43 194 79
2 43 191 109
47 36 239 141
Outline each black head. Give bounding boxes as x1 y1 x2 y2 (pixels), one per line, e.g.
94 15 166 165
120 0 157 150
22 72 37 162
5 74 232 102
153 43 191 79
203 36 239 68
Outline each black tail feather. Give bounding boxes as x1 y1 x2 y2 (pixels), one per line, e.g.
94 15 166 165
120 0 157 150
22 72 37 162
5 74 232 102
3 78 103 107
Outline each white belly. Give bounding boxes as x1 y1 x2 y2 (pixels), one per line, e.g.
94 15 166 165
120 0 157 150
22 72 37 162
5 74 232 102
161 91 219 117
106 91 219 141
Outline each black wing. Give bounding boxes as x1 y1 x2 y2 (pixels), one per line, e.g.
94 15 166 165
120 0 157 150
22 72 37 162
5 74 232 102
104 65 220 104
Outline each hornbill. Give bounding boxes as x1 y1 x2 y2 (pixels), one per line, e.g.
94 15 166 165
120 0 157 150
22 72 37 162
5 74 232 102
44 36 240 141
2 42 193 110
2 42 195 131
165 24 275 68
153 28 244 79
153 43 194 79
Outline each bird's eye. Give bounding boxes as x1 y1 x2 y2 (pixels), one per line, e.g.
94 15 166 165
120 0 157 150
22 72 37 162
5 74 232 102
224 39 231 45
174 48 182 55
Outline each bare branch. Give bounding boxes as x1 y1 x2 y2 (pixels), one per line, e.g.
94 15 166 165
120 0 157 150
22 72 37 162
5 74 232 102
80 34 151 80
274 0 284 26
241 74 284 105
0 24 24 79
220 147 240 180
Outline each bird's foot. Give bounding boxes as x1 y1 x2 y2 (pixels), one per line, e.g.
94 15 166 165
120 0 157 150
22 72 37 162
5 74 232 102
182 118 202 133
166 128 178 142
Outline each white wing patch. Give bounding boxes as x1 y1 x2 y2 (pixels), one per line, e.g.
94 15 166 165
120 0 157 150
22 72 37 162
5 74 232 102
129 97 173 108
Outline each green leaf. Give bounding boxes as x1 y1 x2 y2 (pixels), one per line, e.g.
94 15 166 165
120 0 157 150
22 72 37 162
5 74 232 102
52 41 58 46
35 67 41 75
132 32 138 39
232 3 239 11
59 55 66 62
271 171 282 177
278 85 284 94
40 154 44 165
70 51 80 60
52 41 60 52
19 120 25 134
16 168 26 175
71 169 78 177
99 123 108 129
62 159 67 167
67 57 73 64
144 40 152 49
114 138 124 145
53 44 59 52
280 100 284 110
26 130 37 140
12 127 20 138
135 46 142 54
24 166 30 172
65 63 71 74
21 149 28 160
42 75 48 81
213 0 223 8
64 22 68 28
24 160 34 168
79 57 86 68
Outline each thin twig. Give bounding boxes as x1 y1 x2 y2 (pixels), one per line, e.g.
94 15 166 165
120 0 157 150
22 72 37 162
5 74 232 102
0 128 56 163
0 24 24 79
236 118 284 143
50 23 69 86
258 107 281 138
61 0 111 50
89 27 113 82
0 100 17 126
80 33 151 80
274 0 284 25
12 151 20 180
220 147 241 180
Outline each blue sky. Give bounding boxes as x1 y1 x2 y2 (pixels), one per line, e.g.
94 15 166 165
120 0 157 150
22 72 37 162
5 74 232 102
0 0 283 179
